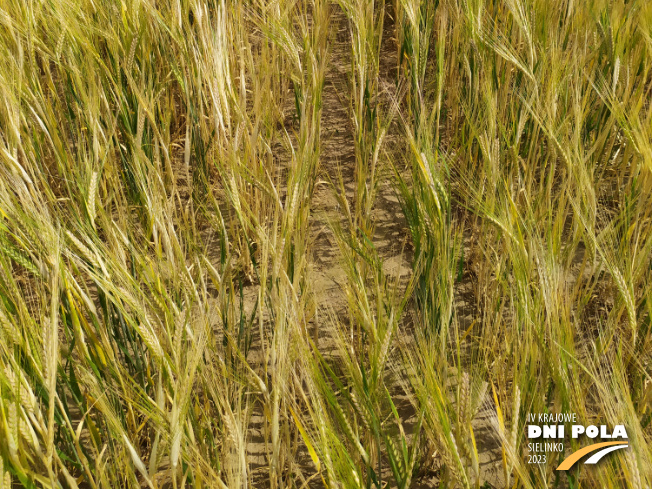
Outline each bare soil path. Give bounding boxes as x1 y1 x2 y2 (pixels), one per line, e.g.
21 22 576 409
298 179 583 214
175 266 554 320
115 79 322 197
308 4 410 345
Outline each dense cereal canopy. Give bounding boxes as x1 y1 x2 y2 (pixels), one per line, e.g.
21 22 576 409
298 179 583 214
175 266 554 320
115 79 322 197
0 0 650 487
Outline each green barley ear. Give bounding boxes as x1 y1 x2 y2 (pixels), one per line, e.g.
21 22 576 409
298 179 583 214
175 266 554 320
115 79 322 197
459 371 471 426
87 170 98 229
0 453 9 489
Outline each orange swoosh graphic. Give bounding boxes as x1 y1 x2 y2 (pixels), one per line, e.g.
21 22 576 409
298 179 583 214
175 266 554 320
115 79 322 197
556 441 629 470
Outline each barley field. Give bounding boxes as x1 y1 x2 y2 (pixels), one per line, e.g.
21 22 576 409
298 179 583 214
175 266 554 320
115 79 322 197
0 0 651 487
